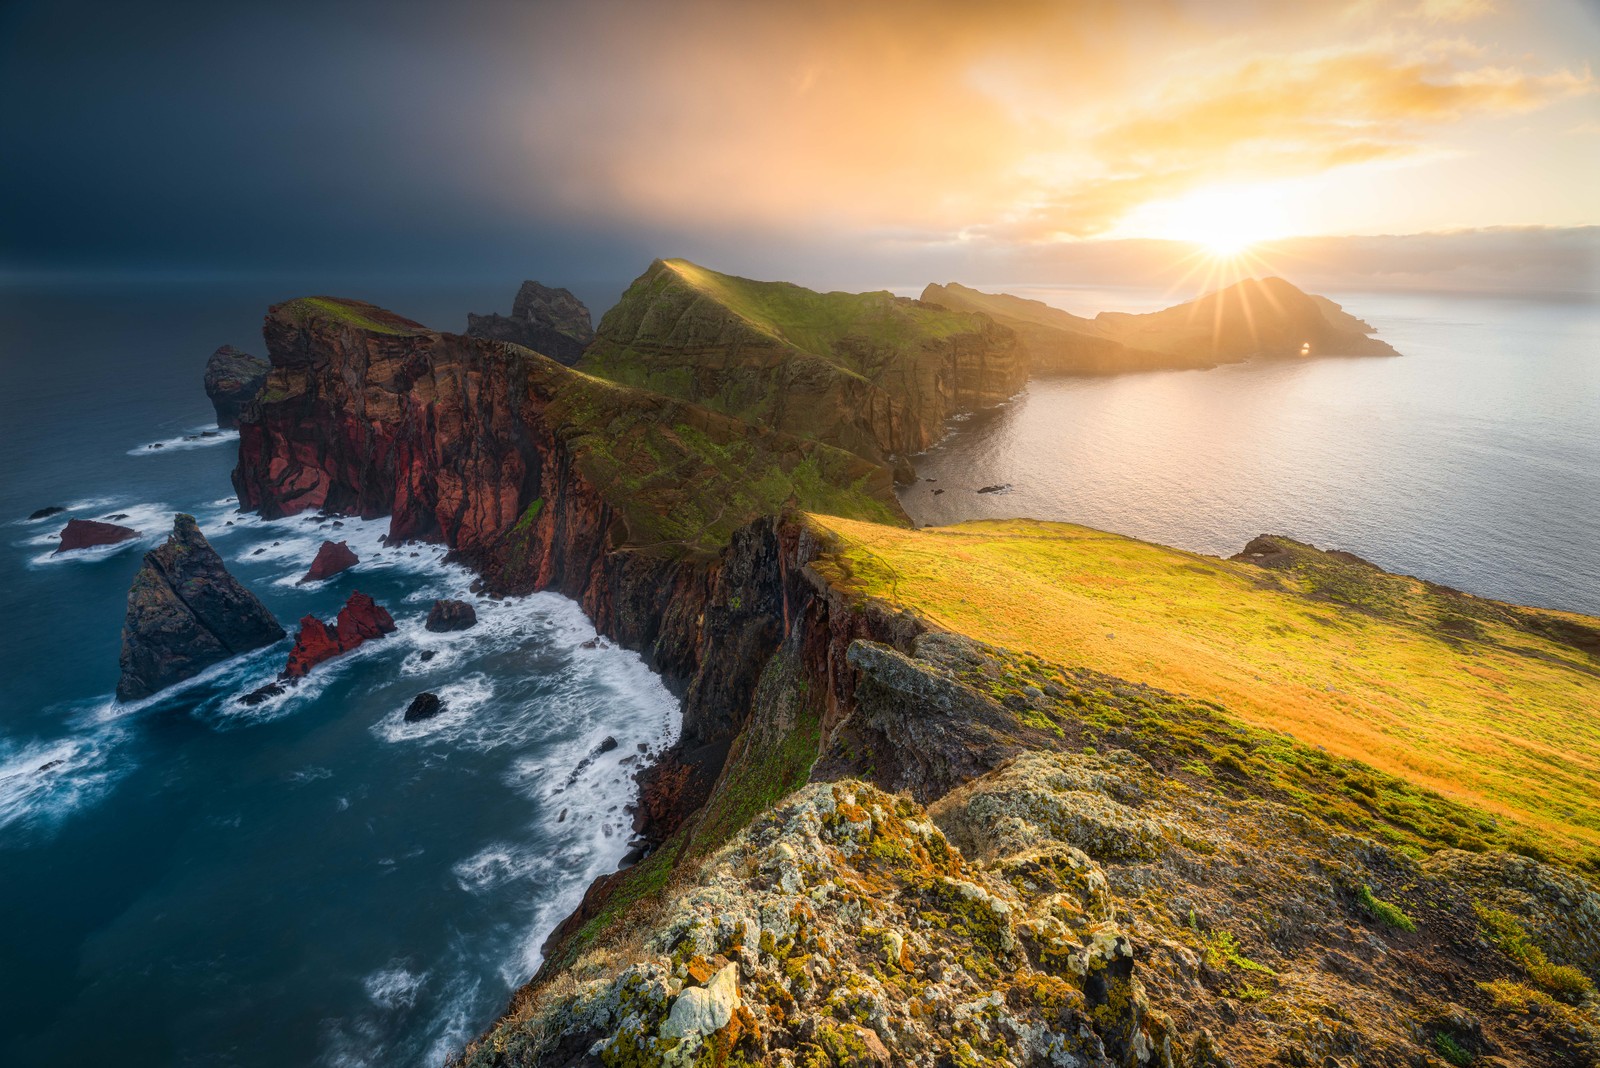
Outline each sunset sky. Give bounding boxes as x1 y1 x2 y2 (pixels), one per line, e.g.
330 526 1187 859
2 0 1596 294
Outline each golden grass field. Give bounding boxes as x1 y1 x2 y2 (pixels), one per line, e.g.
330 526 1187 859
810 515 1600 855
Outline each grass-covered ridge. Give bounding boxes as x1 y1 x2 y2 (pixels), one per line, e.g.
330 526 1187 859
808 515 1600 857
271 296 431 336
537 365 905 556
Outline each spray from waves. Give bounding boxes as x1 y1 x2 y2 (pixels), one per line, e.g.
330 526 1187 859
0 728 128 835
127 425 238 455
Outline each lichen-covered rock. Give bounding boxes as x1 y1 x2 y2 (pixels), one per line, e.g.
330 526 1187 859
117 514 284 700
470 780 1179 1067
202 344 269 428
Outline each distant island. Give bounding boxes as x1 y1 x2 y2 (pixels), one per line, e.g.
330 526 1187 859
923 276 1399 374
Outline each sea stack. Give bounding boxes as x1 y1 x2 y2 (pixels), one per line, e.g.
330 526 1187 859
55 518 139 553
283 591 396 677
425 598 477 632
466 280 594 365
299 539 358 583
117 514 285 701
203 345 271 429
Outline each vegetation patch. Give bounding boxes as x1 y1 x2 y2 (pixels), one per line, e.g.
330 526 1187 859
1357 884 1417 932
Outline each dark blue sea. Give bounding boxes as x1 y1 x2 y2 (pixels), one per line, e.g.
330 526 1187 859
0 279 1596 1067
0 280 678 1067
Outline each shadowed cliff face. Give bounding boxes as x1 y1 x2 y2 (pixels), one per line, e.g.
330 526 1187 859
581 259 1029 472
466 280 594 366
923 276 1399 374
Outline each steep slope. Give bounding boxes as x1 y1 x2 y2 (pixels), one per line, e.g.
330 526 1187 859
922 276 1398 372
233 294 904 760
462 512 1600 1068
580 259 1028 472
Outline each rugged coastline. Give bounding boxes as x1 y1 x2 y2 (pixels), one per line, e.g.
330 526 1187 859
222 271 1600 1067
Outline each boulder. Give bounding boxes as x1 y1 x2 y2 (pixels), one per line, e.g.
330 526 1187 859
56 518 138 553
299 539 358 583
283 591 395 677
117 514 285 700
28 505 65 521
403 692 443 722
203 344 270 429
425 598 477 632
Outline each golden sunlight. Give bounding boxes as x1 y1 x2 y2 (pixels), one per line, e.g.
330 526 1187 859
1116 183 1294 257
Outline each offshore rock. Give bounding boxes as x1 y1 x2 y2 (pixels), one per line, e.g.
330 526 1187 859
28 505 66 521
425 598 477 632
466 280 594 365
202 344 270 428
117 514 285 701
55 517 138 553
404 691 443 722
298 539 358 583
283 591 395 678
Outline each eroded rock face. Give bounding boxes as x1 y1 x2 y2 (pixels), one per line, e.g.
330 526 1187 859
466 281 594 366
299 539 358 583
425 598 477 632
117 514 284 700
202 344 270 428
55 518 138 553
283 591 395 677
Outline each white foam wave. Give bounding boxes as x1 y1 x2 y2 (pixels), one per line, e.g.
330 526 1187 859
373 674 498 744
0 731 125 834
363 964 427 1009
127 426 238 455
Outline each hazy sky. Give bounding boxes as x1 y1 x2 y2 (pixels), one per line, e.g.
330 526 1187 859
2 0 1596 294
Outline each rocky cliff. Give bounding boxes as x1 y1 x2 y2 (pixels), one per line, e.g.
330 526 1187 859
923 276 1399 372
232 294 901 751
202 344 270 428
581 259 1028 474
459 515 1600 1068
467 281 595 366
117 513 285 701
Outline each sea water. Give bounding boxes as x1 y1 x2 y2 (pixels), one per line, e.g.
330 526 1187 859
0 282 676 1067
899 288 1600 616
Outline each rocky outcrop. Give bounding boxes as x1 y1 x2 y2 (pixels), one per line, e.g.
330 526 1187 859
117 514 285 701
581 259 1028 471
425 598 477 631
298 539 357 583
202 344 270 428
28 505 66 521
55 518 138 553
923 276 1399 372
404 692 443 722
282 590 395 677
466 281 594 366
233 295 901 752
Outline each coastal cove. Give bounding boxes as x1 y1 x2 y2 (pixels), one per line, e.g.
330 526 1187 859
2 277 1597 1067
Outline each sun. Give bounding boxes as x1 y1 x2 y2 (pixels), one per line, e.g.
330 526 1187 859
1119 182 1293 258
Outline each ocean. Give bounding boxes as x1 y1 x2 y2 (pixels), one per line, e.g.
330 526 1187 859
0 279 1595 1067
897 287 1600 617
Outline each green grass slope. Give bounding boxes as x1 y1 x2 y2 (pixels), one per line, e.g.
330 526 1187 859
810 515 1600 860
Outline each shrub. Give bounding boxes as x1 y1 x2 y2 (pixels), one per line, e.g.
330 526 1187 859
1357 884 1416 932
